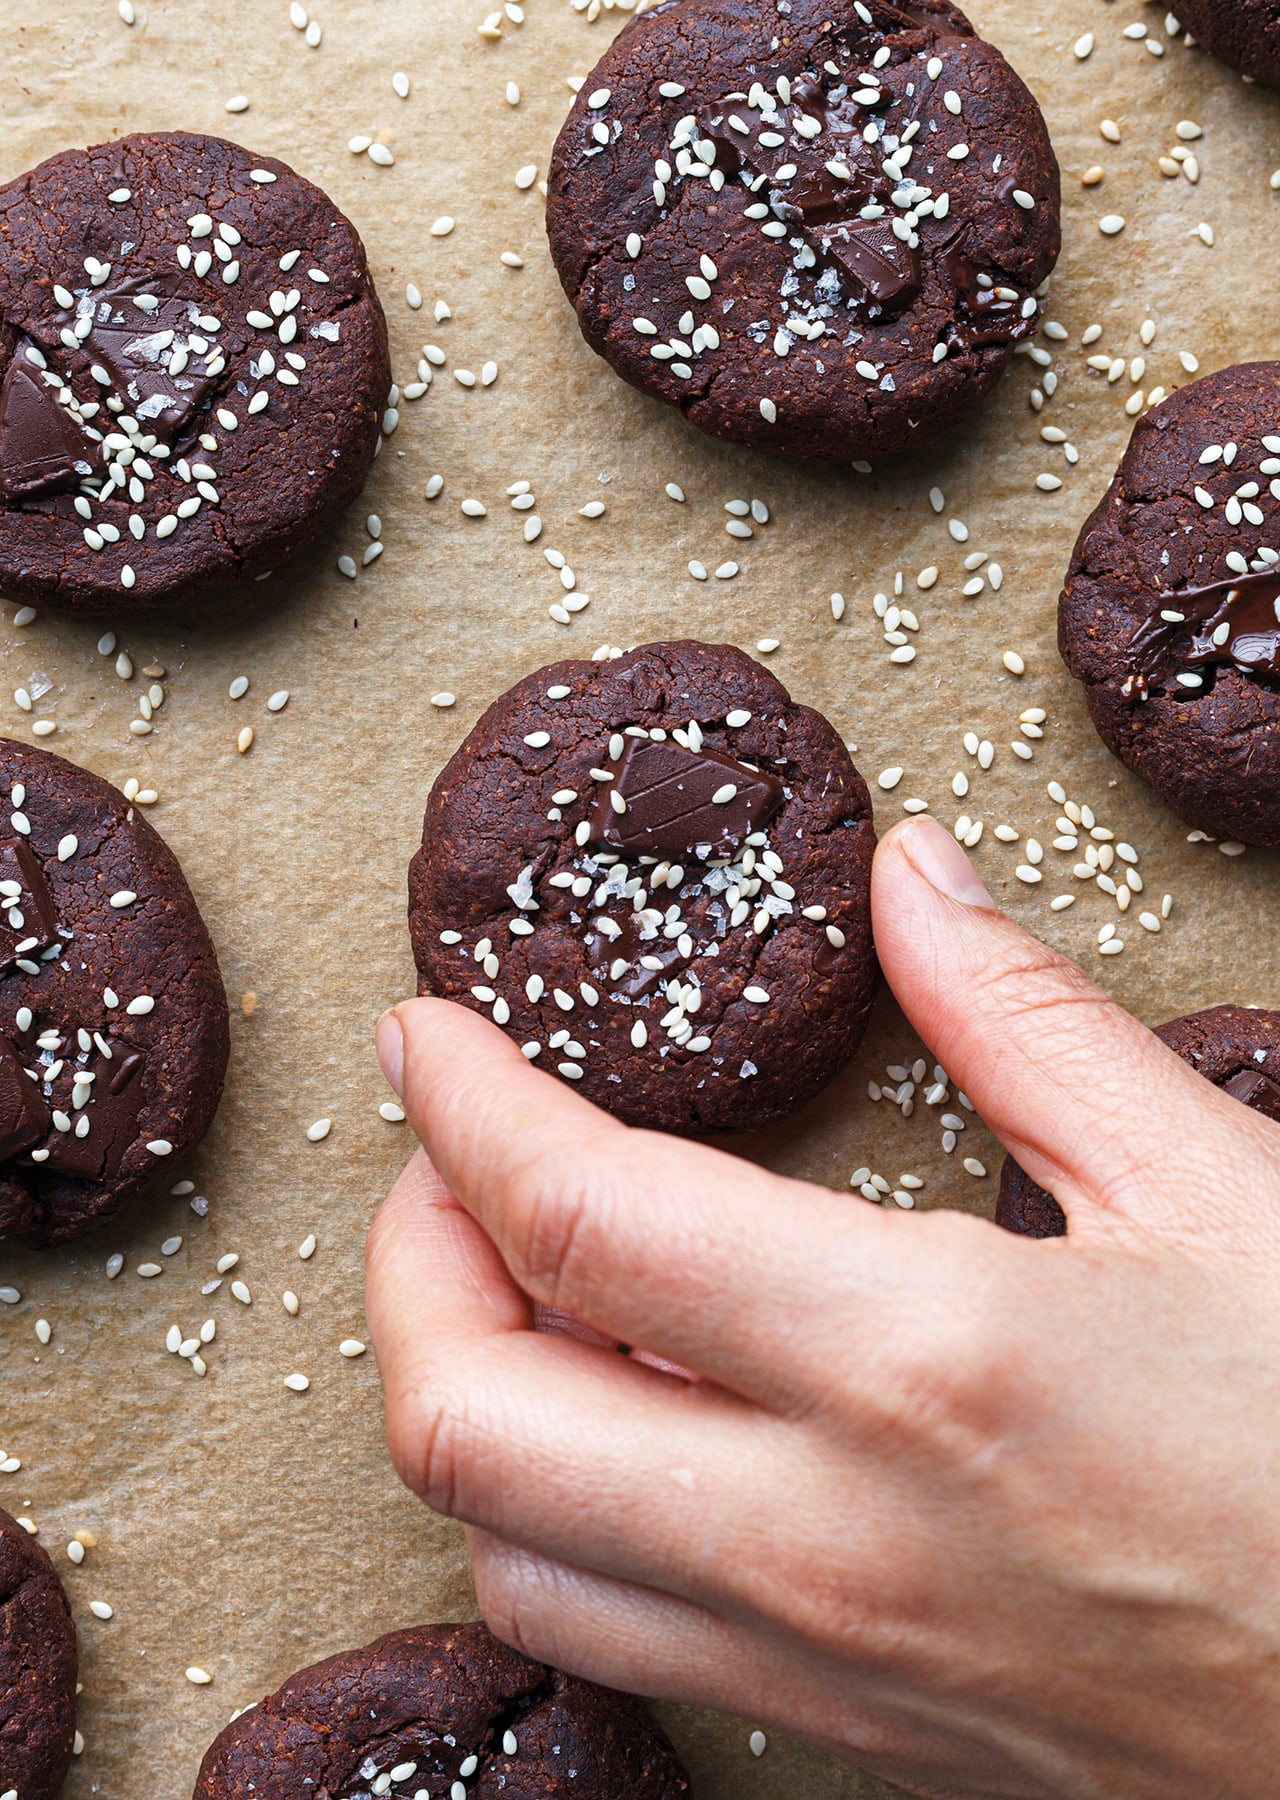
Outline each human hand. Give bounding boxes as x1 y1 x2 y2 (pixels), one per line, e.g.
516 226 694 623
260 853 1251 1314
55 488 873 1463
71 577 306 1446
366 815 1280 1800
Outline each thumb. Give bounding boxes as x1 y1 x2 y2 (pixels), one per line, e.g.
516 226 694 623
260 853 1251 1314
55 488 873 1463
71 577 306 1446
870 817 1279 1246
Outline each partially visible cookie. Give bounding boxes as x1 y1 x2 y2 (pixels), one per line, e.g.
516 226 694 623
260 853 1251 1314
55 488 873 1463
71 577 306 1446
1059 363 1280 846
0 740 229 1246
1170 0 1280 87
192 1622 691 1800
0 1506 77 1800
997 1005 1280 1238
0 130 390 613
546 0 1061 463
409 641 879 1135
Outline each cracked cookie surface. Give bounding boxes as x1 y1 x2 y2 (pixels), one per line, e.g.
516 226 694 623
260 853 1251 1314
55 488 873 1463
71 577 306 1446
1059 363 1280 847
410 640 878 1135
0 740 229 1246
192 1622 691 1800
0 131 389 613
0 1504 77 1800
546 0 1059 463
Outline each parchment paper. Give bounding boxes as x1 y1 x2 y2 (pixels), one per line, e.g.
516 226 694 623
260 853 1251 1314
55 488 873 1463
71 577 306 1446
1 1 1277 1795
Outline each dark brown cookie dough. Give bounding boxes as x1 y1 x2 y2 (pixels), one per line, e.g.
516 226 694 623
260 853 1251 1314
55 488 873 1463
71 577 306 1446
0 740 229 1246
1060 363 1280 847
1171 0 1280 87
0 1505 77 1800
0 131 390 614
997 1005 1280 1238
410 641 878 1135
192 1622 691 1800
546 0 1060 463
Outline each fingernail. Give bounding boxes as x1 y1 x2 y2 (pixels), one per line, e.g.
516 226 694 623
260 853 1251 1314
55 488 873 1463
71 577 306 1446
376 1008 405 1097
897 817 996 909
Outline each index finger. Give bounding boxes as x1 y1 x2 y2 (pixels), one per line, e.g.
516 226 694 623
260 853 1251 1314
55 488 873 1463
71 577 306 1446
375 998 924 1408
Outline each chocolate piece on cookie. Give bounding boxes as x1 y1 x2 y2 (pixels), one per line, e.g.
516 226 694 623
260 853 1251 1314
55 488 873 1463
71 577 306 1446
0 1505 77 1800
192 1622 690 1800
0 131 390 613
997 1005 1280 1238
1060 363 1280 847
0 741 229 1246
1168 0 1280 88
546 0 1060 463
410 641 879 1135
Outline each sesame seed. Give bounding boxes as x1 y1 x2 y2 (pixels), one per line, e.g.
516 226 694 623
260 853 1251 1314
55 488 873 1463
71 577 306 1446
186 1667 212 1686
306 1119 332 1142
339 1339 367 1358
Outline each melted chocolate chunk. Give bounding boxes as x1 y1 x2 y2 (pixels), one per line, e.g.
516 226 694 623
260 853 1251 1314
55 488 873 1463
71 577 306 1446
0 838 61 973
0 344 94 501
587 738 784 860
586 906 692 999
939 226 1029 352
1122 568 1280 699
0 1035 50 1160
64 276 222 436
810 216 922 309
30 1031 145 1181
703 44 1033 334
1222 1065 1280 1123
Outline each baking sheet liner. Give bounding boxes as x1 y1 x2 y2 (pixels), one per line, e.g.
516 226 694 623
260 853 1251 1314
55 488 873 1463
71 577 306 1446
1 0 1278 1794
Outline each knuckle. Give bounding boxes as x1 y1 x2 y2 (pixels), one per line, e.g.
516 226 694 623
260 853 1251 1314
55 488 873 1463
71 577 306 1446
973 937 1114 1043
385 1366 468 1517
502 1138 613 1309
472 1548 559 1667
855 1221 1018 1447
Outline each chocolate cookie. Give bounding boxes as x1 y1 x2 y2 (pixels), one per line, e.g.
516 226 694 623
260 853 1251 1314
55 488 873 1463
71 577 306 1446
0 131 389 613
997 1005 1280 1238
1170 0 1280 88
1060 364 1280 846
0 740 229 1246
0 1505 77 1800
410 641 878 1135
192 1622 691 1800
546 0 1060 463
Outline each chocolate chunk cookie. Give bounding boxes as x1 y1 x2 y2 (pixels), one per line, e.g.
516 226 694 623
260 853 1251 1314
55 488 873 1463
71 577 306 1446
192 1622 691 1800
0 131 390 613
1170 0 1280 88
0 1505 77 1800
997 1005 1280 1238
546 0 1060 463
410 641 878 1134
1060 364 1280 846
0 741 229 1246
